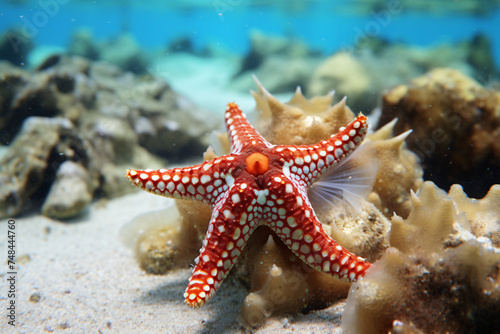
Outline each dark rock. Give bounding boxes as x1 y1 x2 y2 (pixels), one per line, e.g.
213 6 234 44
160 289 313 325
378 68 500 198
466 33 498 81
167 36 195 54
0 28 33 66
234 31 316 78
100 33 147 74
68 28 100 61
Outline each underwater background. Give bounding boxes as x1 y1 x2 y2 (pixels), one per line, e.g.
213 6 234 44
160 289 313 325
1 0 500 333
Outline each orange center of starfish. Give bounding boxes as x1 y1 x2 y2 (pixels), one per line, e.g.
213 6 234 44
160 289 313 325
245 152 269 175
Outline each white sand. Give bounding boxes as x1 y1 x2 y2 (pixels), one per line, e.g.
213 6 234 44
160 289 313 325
1 191 344 334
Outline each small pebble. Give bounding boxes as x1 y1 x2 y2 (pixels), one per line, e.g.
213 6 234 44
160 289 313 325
29 292 41 303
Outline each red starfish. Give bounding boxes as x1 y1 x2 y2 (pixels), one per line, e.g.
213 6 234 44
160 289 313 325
127 102 371 308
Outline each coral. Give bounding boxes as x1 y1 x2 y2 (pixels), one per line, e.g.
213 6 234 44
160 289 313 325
342 181 500 334
231 30 322 94
379 68 500 198
237 195 391 327
449 184 500 248
120 201 211 274
235 30 313 77
240 229 351 327
306 33 498 116
365 120 423 218
233 57 320 95
252 77 355 145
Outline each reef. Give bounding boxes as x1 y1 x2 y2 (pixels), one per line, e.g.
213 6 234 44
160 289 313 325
306 34 498 114
0 55 214 219
342 181 500 334
123 80 423 326
378 68 500 198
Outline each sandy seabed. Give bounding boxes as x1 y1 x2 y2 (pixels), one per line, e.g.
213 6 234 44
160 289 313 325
1 191 344 334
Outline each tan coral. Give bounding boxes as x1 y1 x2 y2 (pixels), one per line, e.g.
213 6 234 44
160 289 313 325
236 192 391 327
449 184 500 247
320 199 391 263
390 181 471 254
365 120 423 218
252 77 355 145
240 229 351 327
342 181 500 334
120 200 211 274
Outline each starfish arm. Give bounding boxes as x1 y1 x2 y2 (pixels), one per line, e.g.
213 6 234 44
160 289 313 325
126 154 241 205
275 114 369 186
224 102 273 153
184 182 258 307
266 178 370 282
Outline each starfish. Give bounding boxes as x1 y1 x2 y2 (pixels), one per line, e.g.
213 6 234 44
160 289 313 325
126 102 371 308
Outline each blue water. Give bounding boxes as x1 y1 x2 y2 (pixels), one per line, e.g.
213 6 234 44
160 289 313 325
1 1 499 64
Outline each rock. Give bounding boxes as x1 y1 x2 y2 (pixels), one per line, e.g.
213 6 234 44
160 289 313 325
0 28 33 66
41 161 93 219
167 36 195 54
68 28 100 60
100 33 147 74
466 33 498 80
0 56 93 145
0 117 78 218
232 56 320 94
235 30 318 77
308 52 375 113
0 55 214 218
